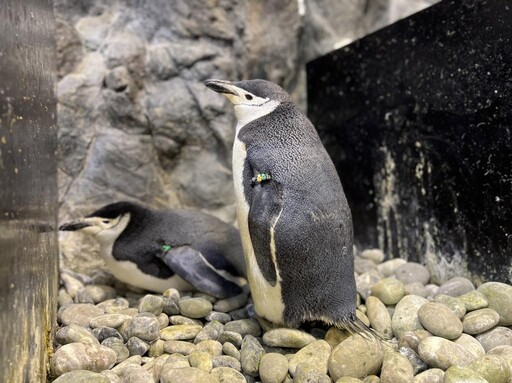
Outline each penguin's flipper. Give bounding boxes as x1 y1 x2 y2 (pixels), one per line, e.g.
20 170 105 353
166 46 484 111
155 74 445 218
160 246 243 299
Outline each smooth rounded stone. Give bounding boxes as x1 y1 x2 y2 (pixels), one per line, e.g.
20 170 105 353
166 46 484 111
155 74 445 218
412 368 444 383
52 370 110 383
163 353 190 369
488 346 512 376
225 319 262 337
126 336 150 356
212 355 242 371
56 324 100 346
214 292 249 313
398 330 431 353
222 342 241 360
194 320 224 343
160 366 217 383
328 334 384 380
360 248 385 263
229 307 250 320
51 342 116 377
398 347 428 375
157 313 169 329
96 298 130 314
60 303 104 327
241 335 266 377
366 296 393 340
262 328 316 349
75 288 95 304
195 340 224 357
59 289 74 307
178 297 213 318
116 364 154 383
141 356 153 364
391 295 428 340
194 292 217 303
100 370 122 383
188 350 213 372
148 339 165 358
143 354 170 382
476 326 512 352
354 256 377 274
380 351 414 383
90 314 129 329
458 291 489 311
467 354 510 383
404 282 428 298
163 297 180 315
138 294 164 315
160 324 203 341
370 278 405 305
443 365 489 383
84 285 117 303
169 315 203 326
356 309 370 326
61 273 85 298
118 308 140 318
211 367 247 383
438 277 475 297
164 340 196 355
219 331 243 348
361 376 379 383
206 311 232 324
418 302 463 339
101 337 130 363
454 333 485 358
477 282 512 325
258 353 289 383
124 313 161 341
324 327 351 350
395 262 430 285
111 354 143 375
92 327 123 343
462 308 500 335
293 365 331 383
336 378 364 383
163 288 180 301
434 294 467 319
377 258 407 277
288 340 331 377
425 284 440 298
417 336 477 370
356 269 384 300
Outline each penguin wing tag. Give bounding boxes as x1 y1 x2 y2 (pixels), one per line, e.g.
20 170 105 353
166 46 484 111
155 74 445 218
160 245 243 299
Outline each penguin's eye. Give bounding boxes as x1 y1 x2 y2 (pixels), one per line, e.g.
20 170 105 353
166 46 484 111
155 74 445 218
245 94 253 100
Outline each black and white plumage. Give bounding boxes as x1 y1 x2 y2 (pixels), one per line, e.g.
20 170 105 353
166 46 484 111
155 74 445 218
205 79 358 329
59 201 246 298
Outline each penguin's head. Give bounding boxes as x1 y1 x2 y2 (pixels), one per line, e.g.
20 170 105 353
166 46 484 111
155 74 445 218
204 79 291 126
59 201 141 244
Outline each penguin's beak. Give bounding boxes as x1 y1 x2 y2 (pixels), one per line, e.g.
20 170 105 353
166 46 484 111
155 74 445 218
59 218 93 231
204 79 239 96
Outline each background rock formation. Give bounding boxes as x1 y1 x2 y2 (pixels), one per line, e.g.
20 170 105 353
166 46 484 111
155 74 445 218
55 0 438 273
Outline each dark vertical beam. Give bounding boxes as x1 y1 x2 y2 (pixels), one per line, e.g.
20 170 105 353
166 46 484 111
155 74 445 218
0 0 58 382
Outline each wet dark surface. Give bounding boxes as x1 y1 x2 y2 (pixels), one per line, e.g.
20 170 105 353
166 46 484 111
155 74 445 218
0 0 58 381
307 0 511 283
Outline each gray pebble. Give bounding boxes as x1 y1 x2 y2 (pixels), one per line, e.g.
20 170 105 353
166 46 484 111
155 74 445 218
58 289 74 307
370 278 405 305
75 288 95 304
212 355 242 371
356 269 383 300
434 294 466 319
52 370 110 383
418 302 463 339
84 285 117 303
413 368 444 383
138 294 164 315
96 298 129 314
398 347 428 375
443 365 488 383
163 288 180 301
211 367 247 383
61 273 85 299
159 324 203 341
437 277 475 297
163 340 196 355
454 333 485 358
194 320 224 343
89 270 117 286
205 311 232 324
477 282 512 325
380 351 414 383
293 366 331 383
224 319 262 337
398 330 431 353
475 326 512 352
143 354 170 382
178 297 213 318
160 366 217 383
354 256 377 274
395 262 430 285
50 342 116 377
157 313 169 329
366 296 393 340
110 355 142 374
214 292 248 313
188 350 213 372
92 327 123 343
487 345 512 374
417 336 477 370
162 297 180 315
124 313 161 341
195 340 223 357
229 307 249 320
462 308 500 335
359 248 385 264
458 290 488 311
377 258 407 277
169 315 202 326
391 295 428 340
240 335 266 377
219 331 243 348
56 324 100 346
100 370 122 383
148 339 165 358
222 341 240 360
193 292 217 303
101 337 130 364
424 284 440 298
288 340 330 377
116 364 154 383
90 314 128 328
126 336 150 356
404 282 428 298
60 303 104 327
262 328 316 349
336 378 364 383
161 353 189 369
324 327 351 350
466 354 510 383
259 353 288 383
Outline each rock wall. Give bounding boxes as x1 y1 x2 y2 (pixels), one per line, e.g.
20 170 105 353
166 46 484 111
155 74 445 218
55 0 438 273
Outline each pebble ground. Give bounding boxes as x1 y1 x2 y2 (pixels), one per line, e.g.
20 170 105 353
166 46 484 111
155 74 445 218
51 248 512 383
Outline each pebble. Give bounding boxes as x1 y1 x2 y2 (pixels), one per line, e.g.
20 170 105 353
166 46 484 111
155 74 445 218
395 262 430 285
58 289 74 307
377 258 407 277
157 312 169 329
356 269 384 300
169 315 202 325
391 294 428 340
214 292 248 312
370 278 405 305
380 351 414 383
92 327 123 342
398 346 428 374
126 336 150 356
195 340 223 357
143 354 170 382
288 340 331 377
178 297 213 318
160 324 203 340
328 334 384 380
240 335 266 377
475 326 512 352
336 378 364 383
160 366 217 383
218 330 243 348
123 313 161 341
188 350 213 372
413 368 444 383
355 256 377 274
258 353 289 383
163 340 196 355
462 308 500 335
116 364 154 383
101 337 129 363
488 346 512 375
52 370 110 383
262 328 317 348
458 290 489 311
90 314 128 328
211 367 247 383
443 365 488 383
359 248 385 264
162 353 189 369
51 342 116 377
293 365 331 383
399 330 431 353
212 355 242 371
60 303 104 327
224 319 262 337
56 324 100 346
477 282 512 325
75 288 94 304
437 276 475 297
324 327 351 349
194 320 224 343
466 354 510 383
205 311 232 324
222 341 241 360
404 282 428 298
454 333 485 358
96 298 129 314
365 296 393 339
417 336 477 370
162 297 180 315
138 294 164 315
84 285 117 303
148 339 165 357
434 294 467 319
61 273 84 298
418 302 463 339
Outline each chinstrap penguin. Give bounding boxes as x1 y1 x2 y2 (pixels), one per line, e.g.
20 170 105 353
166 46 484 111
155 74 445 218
205 79 362 331
59 201 246 298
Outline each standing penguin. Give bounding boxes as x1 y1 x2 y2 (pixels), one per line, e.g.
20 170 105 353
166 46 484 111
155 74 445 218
60 201 246 298
205 79 359 329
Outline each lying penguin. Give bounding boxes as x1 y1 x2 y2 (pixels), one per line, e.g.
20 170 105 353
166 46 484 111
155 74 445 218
59 201 246 298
